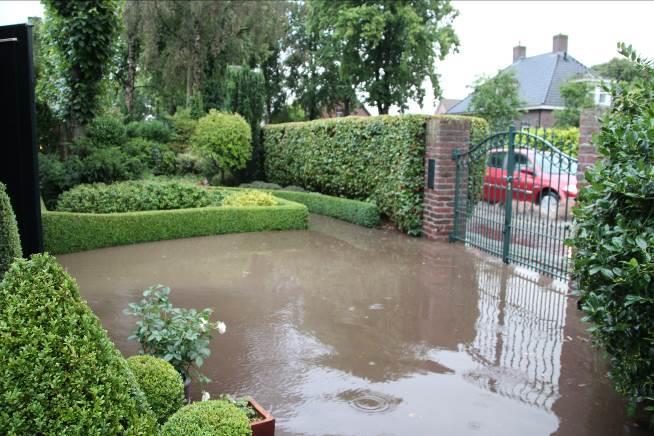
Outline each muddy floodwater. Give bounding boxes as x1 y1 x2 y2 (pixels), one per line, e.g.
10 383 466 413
57 215 650 436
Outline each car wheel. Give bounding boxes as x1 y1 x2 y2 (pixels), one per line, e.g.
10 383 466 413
540 192 559 212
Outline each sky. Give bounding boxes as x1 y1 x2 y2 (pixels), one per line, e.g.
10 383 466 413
2 1 653 115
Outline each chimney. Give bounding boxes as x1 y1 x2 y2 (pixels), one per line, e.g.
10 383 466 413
513 45 526 63
553 34 568 53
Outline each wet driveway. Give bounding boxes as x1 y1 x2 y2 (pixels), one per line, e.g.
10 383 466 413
57 215 649 436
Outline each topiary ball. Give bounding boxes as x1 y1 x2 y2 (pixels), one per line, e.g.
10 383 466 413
0 182 21 278
161 400 252 436
191 109 252 173
0 254 156 435
127 355 185 424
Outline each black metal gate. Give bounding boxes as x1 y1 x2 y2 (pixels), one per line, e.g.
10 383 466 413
450 127 578 280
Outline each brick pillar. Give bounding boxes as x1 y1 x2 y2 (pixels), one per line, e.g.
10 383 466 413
422 117 470 241
577 108 603 186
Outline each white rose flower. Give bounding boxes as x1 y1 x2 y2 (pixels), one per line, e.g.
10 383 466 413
216 321 227 335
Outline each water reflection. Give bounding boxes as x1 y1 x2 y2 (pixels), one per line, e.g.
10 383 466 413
57 215 643 436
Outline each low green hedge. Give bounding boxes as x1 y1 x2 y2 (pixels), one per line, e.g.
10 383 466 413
56 180 211 213
272 190 380 228
263 114 487 235
43 198 308 254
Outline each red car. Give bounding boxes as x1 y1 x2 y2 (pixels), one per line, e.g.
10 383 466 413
483 148 578 210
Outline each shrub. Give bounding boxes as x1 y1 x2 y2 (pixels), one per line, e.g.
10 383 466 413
42 197 309 254
124 138 177 176
126 119 174 143
86 114 127 147
161 400 252 436
191 110 252 176
39 153 82 207
263 115 487 235
56 181 211 214
175 151 205 175
0 254 156 434
125 286 226 383
78 146 146 184
570 44 654 420
222 190 278 207
167 108 198 147
126 355 185 424
273 190 380 227
0 183 21 278
239 181 282 190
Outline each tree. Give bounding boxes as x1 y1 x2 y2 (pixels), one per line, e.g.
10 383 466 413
554 80 595 128
592 57 641 82
310 0 459 114
469 70 523 131
40 0 121 139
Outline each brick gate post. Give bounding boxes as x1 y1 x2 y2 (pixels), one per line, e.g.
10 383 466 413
577 108 603 186
422 116 471 241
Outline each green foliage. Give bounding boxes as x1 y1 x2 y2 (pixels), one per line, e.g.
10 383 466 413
239 181 282 190
168 108 199 148
125 285 225 383
127 355 185 424
308 0 459 114
0 183 22 278
513 127 579 157
570 43 654 421
0 253 157 434
222 190 278 207
273 190 380 228
42 197 309 254
554 80 595 128
264 115 485 235
124 138 177 176
223 65 266 180
39 153 82 208
86 115 127 147
219 395 258 422
191 110 252 174
592 57 641 82
40 0 121 125
77 146 146 184
126 120 174 143
469 70 523 131
56 181 211 214
161 400 252 436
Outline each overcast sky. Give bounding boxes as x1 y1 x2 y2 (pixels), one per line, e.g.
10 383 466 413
2 1 653 115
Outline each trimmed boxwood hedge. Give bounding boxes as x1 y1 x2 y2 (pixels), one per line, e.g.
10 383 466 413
0 182 21 278
127 355 184 424
42 198 308 254
0 254 157 434
263 114 487 235
273 190 380 228
161 400 252 436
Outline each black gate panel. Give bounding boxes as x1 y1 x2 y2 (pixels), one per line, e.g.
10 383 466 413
0 24 43 256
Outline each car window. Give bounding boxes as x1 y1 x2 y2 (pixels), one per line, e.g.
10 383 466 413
487 152 506 169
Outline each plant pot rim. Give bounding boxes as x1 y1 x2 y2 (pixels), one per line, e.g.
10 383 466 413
247 396 274 427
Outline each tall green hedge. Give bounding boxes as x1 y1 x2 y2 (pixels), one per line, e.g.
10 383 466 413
43 198 308 254
0 254 156 434
263 115 487 235
0 182 22 278
571 45 654 421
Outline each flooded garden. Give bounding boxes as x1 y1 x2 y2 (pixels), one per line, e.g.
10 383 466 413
57 216 647 436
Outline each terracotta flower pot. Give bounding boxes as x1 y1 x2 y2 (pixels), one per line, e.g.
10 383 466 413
248 397 275 436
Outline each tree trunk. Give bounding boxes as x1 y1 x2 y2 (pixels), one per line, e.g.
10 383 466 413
343 98 351 116
124 32 137 116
